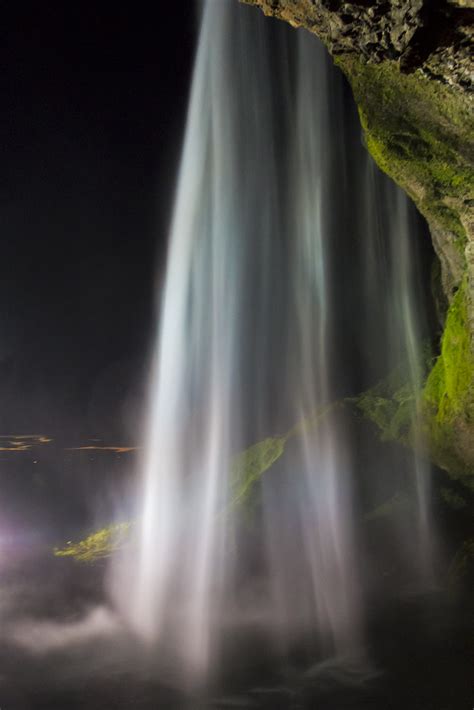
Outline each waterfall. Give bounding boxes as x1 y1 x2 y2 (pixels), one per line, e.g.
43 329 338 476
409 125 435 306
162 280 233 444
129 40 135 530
110 0 434 680
259 32 361 655
362 162 435 583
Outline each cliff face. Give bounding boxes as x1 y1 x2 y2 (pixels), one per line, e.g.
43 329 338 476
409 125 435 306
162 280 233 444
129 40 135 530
243 0 474 485
242 1 473 90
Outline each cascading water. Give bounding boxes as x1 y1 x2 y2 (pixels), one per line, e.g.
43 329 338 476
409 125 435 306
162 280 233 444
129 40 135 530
361 162 435 583
258 33 362 655
111 0 434 680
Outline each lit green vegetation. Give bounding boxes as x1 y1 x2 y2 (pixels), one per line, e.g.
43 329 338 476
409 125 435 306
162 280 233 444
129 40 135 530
350 355 427 447
54 522 132 562
231 403 339 505
352 281 474 486
337 57 474 249
55 410 339 562
422 279 474 488
231 435 287 505
335 55 474 480
423 280 473 420
354 374 417 446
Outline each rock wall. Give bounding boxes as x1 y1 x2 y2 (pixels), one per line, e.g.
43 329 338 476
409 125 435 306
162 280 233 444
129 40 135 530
243 0 474 484
242 1 473 89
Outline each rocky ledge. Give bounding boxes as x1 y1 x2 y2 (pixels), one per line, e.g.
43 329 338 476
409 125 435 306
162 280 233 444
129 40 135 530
243 0 473 90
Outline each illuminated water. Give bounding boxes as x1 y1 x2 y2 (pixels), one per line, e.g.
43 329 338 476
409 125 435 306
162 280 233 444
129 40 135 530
362 162 434 581
111 0 434 680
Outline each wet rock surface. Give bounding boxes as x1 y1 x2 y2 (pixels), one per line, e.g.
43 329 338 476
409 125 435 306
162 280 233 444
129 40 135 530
243 0 473 91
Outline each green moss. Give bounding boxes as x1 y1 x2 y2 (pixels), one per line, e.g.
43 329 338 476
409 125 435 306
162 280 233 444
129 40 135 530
356 383 413 443
422 279 474 487
331 48 474 479
231 435 287 505
56 411 338 559
344 53 474 480
54 522 132 562
338 57 474 248
231 403 340 506
355 281 474 485
424 279 474 422
352 362 423 446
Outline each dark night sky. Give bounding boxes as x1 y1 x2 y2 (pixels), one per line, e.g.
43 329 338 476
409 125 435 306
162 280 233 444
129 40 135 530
0 3 197 442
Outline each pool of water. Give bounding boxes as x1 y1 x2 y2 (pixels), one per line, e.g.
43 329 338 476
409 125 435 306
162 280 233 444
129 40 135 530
1 550 471 710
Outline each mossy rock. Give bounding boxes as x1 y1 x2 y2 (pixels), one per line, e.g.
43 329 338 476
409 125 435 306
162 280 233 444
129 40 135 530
231 402 338 505
231 435 287 505
337 58 473 259
423 279 474 489
322 57 474 482
54 522 132 563
245 0 474 479
353 282 474 489
331 56 474 482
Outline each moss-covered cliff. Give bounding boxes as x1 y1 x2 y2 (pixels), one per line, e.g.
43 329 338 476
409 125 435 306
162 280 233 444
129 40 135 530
243 0 474 485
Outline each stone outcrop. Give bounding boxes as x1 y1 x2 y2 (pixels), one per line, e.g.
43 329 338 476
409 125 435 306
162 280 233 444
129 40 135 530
243 0 474 484
242 1 473 90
